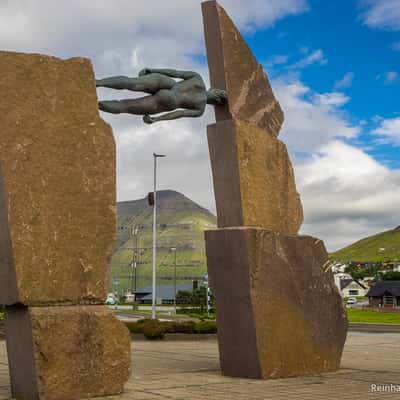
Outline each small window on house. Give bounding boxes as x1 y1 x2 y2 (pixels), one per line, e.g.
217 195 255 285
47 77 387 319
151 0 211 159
349 290 359 296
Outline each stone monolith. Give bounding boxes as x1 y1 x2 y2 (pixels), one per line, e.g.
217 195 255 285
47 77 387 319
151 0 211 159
0 51 131 399
202 0 347 379
0 52 115 306
5 306 131 400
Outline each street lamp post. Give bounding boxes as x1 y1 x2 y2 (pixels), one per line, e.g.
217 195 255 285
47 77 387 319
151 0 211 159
131 226 139 310
170 247 177 314
152 153 166 320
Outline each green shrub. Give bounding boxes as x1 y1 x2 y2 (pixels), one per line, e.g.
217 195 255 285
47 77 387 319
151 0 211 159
125 321 142 334
194 321 217 334
174 321 195 334
161 321 176 334
125 319 161 334
142 323 165 340
137 318 153 324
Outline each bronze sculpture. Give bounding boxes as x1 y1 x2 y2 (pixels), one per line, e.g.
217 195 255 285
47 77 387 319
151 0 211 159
96 68 227 124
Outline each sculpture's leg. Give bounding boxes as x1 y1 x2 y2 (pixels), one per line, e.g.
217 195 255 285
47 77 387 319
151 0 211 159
96 74 175 94
99 95 159 115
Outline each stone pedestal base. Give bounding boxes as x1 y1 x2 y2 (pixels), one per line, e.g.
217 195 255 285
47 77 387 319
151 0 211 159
5 305 131 400
205 227 347 379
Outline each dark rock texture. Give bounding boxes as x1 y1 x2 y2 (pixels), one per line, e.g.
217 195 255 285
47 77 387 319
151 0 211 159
5 306 131 400
207 119 303 234
0 51 131 399
205 228 348 379
0 51 115 306
202 0 284 136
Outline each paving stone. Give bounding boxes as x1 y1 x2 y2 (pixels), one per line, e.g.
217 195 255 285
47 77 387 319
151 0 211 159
0 333 399 399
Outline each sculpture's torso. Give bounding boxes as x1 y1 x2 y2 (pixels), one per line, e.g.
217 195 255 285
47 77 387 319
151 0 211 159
156 74 207 113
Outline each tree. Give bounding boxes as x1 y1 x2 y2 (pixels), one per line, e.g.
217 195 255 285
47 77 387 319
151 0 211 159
382 272 400 281
176 290 192 306
192 286 207 312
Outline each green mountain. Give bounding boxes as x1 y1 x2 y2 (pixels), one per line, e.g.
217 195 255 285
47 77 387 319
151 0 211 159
330 226 400 263
110 190 216 292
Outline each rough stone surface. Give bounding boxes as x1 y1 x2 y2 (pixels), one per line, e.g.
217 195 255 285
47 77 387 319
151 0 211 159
0 51 115 306
205 227 348 379
202 0 284 137
5 305 131 400
208 119 303 234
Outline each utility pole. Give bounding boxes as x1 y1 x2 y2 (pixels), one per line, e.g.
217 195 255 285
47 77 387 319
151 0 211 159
170 247 177 314
152 153 166 320
131 226 139 310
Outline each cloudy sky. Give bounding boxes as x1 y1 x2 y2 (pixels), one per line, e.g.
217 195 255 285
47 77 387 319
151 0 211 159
1 0 399 251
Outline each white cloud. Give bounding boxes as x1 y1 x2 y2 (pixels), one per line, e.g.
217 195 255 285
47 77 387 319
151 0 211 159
376 71 399 85
264 54 289 68
385 71 399 84
274 78 359 152
286 49 327 69
373 117 400 146
361 0 400 31
0 0 398 252
390 41 400 51
334 72 355 89
218 0 309 31
313 92 351 107
296 141 400 250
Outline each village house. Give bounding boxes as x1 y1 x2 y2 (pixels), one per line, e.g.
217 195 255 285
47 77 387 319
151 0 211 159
334 273 368 297
367 281 400 308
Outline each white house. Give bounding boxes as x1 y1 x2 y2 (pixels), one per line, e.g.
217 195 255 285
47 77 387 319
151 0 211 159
334 273 368 297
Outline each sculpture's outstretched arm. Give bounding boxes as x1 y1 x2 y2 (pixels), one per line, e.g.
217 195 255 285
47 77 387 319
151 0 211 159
143 109 203 124
140 68 199 80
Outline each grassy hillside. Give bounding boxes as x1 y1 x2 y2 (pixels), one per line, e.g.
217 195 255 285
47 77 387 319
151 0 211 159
330 226 400 263
110 190 216 293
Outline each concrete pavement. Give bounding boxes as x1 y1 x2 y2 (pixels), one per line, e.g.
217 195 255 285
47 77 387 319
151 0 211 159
1 332 400 399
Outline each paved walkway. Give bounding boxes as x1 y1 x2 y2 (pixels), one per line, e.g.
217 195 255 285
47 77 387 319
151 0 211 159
1 332 399 399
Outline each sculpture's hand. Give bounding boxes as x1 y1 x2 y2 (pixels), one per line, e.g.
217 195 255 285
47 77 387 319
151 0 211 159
138 68 152 77
143 115 155 124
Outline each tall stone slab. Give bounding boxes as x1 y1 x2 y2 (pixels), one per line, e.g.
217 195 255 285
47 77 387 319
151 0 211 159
205 228 347 378
202 0 347 379
202 0 284 137
0 52 115 306
0 51 131 399
207 119 303 234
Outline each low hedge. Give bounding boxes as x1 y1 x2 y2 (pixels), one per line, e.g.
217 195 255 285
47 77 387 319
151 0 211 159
124 319 217 339
194 320 217 334
142 322 165 340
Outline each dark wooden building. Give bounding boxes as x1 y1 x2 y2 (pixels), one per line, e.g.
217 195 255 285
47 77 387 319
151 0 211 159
367 281 400 308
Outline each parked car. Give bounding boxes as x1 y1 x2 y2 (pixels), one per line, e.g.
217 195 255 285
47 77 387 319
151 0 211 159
347 297 357 306
105 293 118 306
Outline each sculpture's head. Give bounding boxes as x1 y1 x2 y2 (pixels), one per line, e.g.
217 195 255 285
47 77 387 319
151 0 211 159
206 88 228 106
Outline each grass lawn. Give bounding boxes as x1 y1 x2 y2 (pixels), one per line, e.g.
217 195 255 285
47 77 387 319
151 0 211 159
347 308 400 324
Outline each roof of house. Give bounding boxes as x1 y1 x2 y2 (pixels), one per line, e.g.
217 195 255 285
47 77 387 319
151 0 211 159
340 278 367 290
134 283 194 301
367 281 400 297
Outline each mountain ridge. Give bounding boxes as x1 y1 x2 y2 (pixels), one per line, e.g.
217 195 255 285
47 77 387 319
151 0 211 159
330 226 400 263
111 190 216 292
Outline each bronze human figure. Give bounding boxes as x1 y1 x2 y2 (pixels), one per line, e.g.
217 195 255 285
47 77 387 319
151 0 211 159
96 68 227 124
